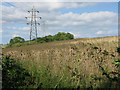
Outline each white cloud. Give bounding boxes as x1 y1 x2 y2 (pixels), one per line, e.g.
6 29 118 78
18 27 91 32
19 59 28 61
69 32 81 37
4 27 16 30
3 10 117 38
2 2 117 28
12 2 98 11
96 30 117 35
2 2 99 24
96 31 104 34
3 26 29 31
12 34 19 37
2 2 118 43
56 11 117 27
22 27 29 30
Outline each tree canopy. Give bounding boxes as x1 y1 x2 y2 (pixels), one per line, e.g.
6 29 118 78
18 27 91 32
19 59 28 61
36 32 74 42
10 37 25 44
8 32 74 48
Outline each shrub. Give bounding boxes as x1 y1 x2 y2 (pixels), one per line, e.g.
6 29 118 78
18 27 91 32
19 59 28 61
35 32 74 43
10 37 25 44
2 56 35 88
53 32 74 41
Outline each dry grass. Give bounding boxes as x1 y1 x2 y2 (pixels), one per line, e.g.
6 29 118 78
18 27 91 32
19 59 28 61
2 36 119 88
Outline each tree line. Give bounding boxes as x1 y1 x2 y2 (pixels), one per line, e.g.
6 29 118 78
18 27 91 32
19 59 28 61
9 32 74 46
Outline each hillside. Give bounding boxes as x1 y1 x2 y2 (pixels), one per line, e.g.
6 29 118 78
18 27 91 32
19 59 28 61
2 36 120 88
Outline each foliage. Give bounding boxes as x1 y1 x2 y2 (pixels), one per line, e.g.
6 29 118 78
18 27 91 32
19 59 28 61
37 35 54 43
112 59 120 67
93 46 99 49
117 47 120 54
99 48 120 81
98 63 120 88
53 32 74 41
102 50 109 55
7 32 74 48
2 56 62 88
97 47 120 88
37 32 74 42
10 37 25 44
3 36 119 88
2 56 35 88
88 52 94 55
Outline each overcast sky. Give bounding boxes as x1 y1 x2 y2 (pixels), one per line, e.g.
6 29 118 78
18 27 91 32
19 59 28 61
1 2 118 44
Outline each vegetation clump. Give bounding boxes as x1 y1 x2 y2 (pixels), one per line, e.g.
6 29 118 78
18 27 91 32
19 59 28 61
93 46 99 49
102 50 109 55
10 37 25 44
117 47 120 55
7 32 74 48
2 56 35 88
2 36 119 88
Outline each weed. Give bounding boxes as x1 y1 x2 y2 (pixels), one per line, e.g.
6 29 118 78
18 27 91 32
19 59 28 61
112 59 120 67
2 36 119 88
93 46 99 49
88 52 94 55
117 47 120 54
111 54 115 57
2 56 35 88
102 50 109 55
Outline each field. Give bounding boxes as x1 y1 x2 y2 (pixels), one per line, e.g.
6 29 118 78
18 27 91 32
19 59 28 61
2 36 120 88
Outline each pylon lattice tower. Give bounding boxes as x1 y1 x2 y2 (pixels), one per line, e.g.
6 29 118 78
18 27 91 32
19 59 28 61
25 6 41 41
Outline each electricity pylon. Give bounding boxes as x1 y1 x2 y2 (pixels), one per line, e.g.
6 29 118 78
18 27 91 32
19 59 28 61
25 6 41 41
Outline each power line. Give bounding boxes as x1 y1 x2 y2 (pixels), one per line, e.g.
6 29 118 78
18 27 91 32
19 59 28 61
3 2 15 7
25 6 41 41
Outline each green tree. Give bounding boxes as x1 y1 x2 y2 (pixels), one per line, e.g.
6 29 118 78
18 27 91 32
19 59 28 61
10 37 25 44
44 35 54 42
66 33 74 39
54 32 74 41
33 32 74 43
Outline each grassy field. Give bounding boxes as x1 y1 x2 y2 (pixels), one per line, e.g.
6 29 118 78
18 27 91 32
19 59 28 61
2 36 120 88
